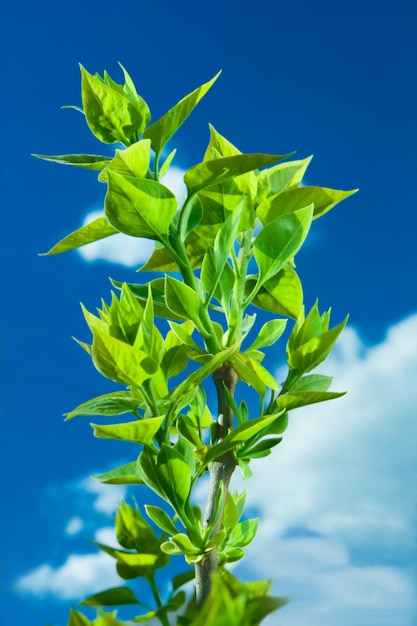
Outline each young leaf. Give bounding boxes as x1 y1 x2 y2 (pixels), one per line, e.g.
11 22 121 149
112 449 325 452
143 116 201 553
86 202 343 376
258 185 358 224
289 374 334 392
255 156 313 203
165 276 201 324
253 205 314 284
145 505 179 535
39 216 118 256
98 139 151 182
65 392 141 420
278 390 346 410
246 265 303 319
144 71 221 154
80 64 149 145
91 416 164 444
288 316 348 373
92 462 144 485
105 171 177 240
230 519 258 548
89 329 149 386
32 153 112 170
246 319 287 351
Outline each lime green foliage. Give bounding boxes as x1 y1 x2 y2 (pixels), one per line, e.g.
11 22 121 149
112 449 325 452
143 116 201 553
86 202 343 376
36 64 357 625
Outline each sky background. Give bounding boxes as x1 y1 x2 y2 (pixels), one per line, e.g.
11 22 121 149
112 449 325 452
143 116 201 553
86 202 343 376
1 1 416 625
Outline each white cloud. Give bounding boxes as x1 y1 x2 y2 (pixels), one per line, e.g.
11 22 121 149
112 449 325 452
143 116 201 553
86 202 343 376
16 551 119 600
230 314 417 625
80 478 127 515
77 166 187 266
65 516 84 536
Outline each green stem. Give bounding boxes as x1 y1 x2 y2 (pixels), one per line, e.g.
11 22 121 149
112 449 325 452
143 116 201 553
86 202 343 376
162 230 222 354
147 574 169 626
227 229 253 346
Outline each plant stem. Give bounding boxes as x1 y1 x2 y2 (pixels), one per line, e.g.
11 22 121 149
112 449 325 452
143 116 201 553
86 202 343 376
195 362 238 608
147 574 170 626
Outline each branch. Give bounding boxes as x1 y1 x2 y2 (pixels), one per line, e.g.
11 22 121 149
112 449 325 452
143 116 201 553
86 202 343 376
195 363 238 608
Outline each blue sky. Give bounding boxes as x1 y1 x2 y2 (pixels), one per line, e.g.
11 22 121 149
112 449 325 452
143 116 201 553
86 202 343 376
1 1 416 625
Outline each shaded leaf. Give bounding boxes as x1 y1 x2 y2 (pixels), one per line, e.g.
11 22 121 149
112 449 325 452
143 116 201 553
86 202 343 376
32 153 111 170
247 265 303 319
80 586 142 607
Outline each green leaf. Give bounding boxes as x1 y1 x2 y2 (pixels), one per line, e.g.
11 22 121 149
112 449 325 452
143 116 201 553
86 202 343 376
32 153 111 170
116 500 160 553
172 569 196 591
157 443 192 517
68 609 93 626
89 329 149 386
159 148 177 179
230 519 258 548
40 216 118 256
290 374 334 392
92 462 144 485
257 185 358 224
98 139 151 182
288 316 348 373
105 171 177 240
80 586 142 606
253 205 314 284
91 416 164 444
238 436 283 460
185 152 293 196
80 64 150 145
165 276 201 324
255 156 313 203
144 71 221 154
246 319 287 351
65 392 140 420
246 265 303 319
278 390 346 410
145 505 179 535
203 412 285 468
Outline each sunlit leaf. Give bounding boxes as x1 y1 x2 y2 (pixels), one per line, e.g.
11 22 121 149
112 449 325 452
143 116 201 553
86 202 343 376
257 185 358 224
105 171 177 240
92 462 144 485
80 64 150 145
144 71 221 154
246 319 287 351
65 392 141 420
40 217 118 256
98 139 151 182
165 276 201 324
278 390 346 410
91 415 165 444
246 265 303 319
253 205 314 284
255 156 312 203
185 152 292 196
145 504 179 535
